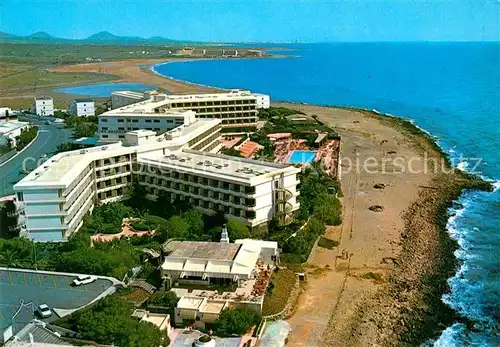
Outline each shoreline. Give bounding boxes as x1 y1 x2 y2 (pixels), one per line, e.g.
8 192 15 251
27 57 496 344
355 108 492 344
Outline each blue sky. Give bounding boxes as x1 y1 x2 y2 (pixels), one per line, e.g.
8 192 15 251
1 0 498 42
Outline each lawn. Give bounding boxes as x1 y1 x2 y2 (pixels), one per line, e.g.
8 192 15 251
261 268 297 316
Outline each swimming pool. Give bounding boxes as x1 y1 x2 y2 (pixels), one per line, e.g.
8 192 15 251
288 150 317 164
53 82 156 97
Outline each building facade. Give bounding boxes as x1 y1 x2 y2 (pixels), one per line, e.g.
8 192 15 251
69 99 95 117
31 96 54 116
98 106 196 143
103 90 271 132
14 119 300 242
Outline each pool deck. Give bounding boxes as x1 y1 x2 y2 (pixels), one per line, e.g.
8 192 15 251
0 267 122 334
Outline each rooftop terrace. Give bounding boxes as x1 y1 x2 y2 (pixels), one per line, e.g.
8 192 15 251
165 241 241 261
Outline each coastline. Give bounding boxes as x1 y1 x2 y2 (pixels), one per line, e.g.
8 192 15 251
354 108 492 345
31 57 495 344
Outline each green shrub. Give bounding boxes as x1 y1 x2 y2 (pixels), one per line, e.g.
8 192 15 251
317 237 339 249
100 223 121 234
130 222 149 231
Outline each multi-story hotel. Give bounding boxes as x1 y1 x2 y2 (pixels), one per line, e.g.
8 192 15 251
100 90 270 141
14 118 300 242
69 99 95 117
31 96 54 116
98 104 197 143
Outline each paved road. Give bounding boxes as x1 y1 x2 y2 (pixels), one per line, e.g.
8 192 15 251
0 116 71 197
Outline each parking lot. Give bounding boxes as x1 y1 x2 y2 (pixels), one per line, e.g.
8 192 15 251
0 269 113 329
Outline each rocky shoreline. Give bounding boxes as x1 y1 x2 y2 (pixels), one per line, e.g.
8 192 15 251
356 109 492 345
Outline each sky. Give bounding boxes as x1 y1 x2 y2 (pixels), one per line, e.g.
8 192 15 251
1 0 498 42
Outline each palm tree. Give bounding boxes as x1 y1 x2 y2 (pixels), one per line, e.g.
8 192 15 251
0 249 19 267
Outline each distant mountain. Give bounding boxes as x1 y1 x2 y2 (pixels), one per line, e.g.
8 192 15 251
0 31 187 45
27 31 55 39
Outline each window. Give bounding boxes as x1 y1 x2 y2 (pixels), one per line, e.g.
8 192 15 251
166 120 173 123
17 192 24 201
132 119 138 123
119 135 124 139
118 119 125 123
101 119 108 122
153 119 160 123
102 127 108 131
146 119 152 123
102 135 108 138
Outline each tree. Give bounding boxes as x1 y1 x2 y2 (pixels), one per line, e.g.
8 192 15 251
182 210 205 240
0 201 20 239
147 291 179 308
129 181 148 210
307 217 326 236
216 308 259 336
164 216 189 239
283 232 310 255
0 237 34 268
313 193 342 226
75 296 165 347
227 219 250 241
74 122 97 138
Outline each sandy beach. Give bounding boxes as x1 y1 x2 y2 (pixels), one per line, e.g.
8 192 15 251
51 58 222 94
27 58 492 345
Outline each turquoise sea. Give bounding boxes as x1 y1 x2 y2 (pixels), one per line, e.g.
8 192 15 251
154 43 500 345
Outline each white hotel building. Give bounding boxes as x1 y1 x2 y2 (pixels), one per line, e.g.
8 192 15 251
101 90 270 141
14 117 300 242
31 96 54 116
69 99 95 117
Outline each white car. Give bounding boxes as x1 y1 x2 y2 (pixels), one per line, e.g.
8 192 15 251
38 304 52 318
72 275 97 286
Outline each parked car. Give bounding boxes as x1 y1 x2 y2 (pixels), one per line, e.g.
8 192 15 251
72 275 97 286
37 304 52 318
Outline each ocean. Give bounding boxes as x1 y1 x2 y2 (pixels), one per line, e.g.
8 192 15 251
153 42 500 345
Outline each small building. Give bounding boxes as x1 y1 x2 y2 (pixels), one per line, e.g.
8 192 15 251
162 238 279 330
69 99 95 117
0 121 31 148
31 96 54 116
0 107 13 120
4 321 72 346
131 309 172 336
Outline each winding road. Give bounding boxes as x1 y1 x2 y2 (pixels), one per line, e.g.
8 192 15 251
0 115 72 197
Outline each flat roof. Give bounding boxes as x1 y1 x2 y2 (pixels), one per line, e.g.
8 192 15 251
177 296 204 310
0 121 29 134
168 242 241 261
73 98 94 103
141 149 294 182
111 90 146 98
201 301 226 314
